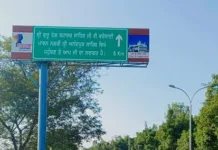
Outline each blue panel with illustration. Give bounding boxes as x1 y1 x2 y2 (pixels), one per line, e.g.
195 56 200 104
128 35 149 52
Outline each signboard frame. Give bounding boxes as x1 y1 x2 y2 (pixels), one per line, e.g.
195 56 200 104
11 25 150 66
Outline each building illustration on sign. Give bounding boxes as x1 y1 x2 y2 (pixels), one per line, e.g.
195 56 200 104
128 41 148 52
128 29 149 63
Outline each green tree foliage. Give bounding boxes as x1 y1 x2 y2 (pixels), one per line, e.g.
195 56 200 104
156 102 189 150
177 130 189 150
0 36 105 150
88 136 130 150
195 74 218 150
88 129 159 150
46 128 79 150
110 136 129 150
134 124 159 150
89 140 112 150
0 35 11 59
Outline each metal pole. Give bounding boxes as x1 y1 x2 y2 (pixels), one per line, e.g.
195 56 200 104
189 101 192 150
37 62 48 150
176 87 192 150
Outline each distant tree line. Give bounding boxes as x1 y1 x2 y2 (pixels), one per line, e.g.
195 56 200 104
87 75 218 150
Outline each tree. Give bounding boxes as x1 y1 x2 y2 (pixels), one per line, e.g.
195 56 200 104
156 102 189 150
0 35 105 149
88 140 112 150
88 136 130 150
134 124 159 150
177 130 189 150
110 136 129 150
195 74 218 150
0 35 11 59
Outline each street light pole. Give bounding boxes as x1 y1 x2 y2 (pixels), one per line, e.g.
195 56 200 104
189 101 192 150
168 84 212 150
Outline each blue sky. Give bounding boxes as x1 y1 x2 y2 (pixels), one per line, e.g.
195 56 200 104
1 0 218 148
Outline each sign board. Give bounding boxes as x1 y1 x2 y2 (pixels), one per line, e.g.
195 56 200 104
128 29 149 63
32 26 128 62
11 25 149 63
11 26 33 60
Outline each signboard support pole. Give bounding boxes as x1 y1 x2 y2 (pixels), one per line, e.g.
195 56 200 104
37 62 48 150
